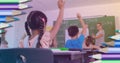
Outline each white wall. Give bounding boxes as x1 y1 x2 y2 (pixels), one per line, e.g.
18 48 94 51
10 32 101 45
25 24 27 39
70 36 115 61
46 3 120 29
6 3 120 48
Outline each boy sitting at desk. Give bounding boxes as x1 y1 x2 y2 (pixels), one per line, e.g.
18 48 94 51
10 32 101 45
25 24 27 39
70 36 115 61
65 13 87 49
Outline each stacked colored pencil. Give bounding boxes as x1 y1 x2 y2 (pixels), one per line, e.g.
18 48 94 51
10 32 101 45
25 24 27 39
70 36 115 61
108 30 120 47
0 0 31 29
116 30 120 33
0 30 5 34
90 30 120 63
0 0 31 45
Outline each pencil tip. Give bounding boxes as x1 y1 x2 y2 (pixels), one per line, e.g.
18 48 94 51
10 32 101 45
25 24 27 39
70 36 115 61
21 12 26 14
28 6 32 8
14 18 19 21
89 56 92 58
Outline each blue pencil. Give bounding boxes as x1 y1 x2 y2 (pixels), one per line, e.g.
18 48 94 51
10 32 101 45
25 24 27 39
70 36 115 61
102 41 120 47
99 47 120 53
0 16 19 22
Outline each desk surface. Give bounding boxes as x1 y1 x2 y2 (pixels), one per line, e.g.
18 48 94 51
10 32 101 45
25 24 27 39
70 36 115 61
53 50 82 54
52 49 100 63
52 50 85 60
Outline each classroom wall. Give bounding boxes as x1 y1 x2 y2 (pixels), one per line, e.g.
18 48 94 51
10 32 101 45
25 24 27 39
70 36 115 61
46 3 120 29
6 2 120 48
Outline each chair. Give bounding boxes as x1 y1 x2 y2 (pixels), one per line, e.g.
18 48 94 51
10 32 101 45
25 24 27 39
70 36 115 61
0 48 53 63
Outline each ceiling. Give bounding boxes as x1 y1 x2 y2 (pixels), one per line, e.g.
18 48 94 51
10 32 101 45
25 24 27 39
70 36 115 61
29 0 120 11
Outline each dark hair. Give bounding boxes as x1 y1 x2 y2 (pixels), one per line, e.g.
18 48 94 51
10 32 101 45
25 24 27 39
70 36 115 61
25 11 47 48
68 26 79 37
85 36 94 47
97 23 102 26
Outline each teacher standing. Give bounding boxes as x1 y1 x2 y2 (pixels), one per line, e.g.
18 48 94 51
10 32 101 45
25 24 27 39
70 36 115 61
92 23 105 47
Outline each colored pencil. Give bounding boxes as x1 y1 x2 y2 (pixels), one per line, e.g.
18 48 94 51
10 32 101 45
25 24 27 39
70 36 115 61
0 0 31 3
109 34 120 40
0 4 31 10
99 47 120 53
0 16 19 22
90 60 120 63
0 23 12 29
90 54 120 60
0 30 5 34
102 41 120 47
116 30 120 33
0 10 25 16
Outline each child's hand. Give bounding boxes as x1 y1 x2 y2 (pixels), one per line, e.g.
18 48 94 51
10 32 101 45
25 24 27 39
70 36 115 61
92 33 95 38
58 0 65 10
19 40 24 48
77 13 82 19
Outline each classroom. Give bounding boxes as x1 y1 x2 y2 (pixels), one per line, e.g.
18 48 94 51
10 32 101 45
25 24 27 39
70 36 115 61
0 0 120 63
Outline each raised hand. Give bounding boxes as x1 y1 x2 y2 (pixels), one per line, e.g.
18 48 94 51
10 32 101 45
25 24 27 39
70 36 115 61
92 33 96 38
50 0 65 40
77 13 82 19
58 0 65 10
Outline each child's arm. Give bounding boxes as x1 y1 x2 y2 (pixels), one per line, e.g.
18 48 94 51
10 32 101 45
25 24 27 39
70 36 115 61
92 33 103 39
52 38 58 48
19 33 27 48
77 13 87 36
50 0 65 39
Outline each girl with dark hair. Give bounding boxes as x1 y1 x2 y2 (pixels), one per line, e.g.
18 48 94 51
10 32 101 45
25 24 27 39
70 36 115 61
20 0 65 48
83 36 100 49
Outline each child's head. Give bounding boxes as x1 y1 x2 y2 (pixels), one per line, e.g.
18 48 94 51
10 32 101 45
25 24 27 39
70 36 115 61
96 23 103 30
68 26 79 38
25 11 47 48
85 36 94 47
26 11 47 31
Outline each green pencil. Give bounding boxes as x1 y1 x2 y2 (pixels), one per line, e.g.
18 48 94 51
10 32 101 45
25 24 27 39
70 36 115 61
116 30 120 33
90 60 120 63
0 30 5 34
0 0 31 3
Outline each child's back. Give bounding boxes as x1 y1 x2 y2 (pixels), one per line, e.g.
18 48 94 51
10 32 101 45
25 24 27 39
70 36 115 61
19 0 65 48
65 14 87 49
65 33 85 49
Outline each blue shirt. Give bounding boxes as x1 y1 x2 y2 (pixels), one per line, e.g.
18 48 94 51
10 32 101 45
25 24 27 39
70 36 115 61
65 34 85 49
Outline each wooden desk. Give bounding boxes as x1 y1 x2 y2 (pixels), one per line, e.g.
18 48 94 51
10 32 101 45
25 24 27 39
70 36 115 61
52 49 101 63
52 50 85 63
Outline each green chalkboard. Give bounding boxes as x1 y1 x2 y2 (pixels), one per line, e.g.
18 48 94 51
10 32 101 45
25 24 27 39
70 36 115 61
54 16 115 47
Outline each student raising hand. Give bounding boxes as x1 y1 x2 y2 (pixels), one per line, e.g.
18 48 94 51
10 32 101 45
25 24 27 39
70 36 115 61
77 13 82 19
77 13 87 36
50 0 65 39
65 13 87 49
21 0 65 48
58 0 65 10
